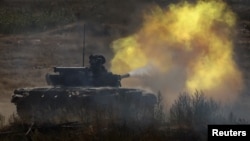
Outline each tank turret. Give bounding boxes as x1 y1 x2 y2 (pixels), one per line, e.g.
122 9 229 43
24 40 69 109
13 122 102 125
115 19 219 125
46 54 129 87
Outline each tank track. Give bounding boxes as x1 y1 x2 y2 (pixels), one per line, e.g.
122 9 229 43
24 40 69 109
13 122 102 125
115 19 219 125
11 87 157 125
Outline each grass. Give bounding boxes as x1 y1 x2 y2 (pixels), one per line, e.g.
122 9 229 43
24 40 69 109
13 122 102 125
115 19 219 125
1 0 247 34
0 91 248 141
0 5 75 34
0 0 78 34
0 0 144 34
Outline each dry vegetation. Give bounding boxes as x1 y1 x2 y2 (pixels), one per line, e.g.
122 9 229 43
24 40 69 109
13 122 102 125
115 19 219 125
0 0 249 140
0 91 248 141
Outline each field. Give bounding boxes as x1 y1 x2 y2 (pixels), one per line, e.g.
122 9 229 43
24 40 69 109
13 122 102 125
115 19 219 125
0 0 249 140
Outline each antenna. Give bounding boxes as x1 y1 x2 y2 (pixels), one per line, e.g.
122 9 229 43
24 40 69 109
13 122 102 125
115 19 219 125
83 23 85 66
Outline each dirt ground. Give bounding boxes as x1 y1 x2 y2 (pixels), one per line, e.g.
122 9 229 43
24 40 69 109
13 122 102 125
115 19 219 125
0 0 249 123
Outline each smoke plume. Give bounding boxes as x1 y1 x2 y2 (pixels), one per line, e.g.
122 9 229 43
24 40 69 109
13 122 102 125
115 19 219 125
110 0 244 105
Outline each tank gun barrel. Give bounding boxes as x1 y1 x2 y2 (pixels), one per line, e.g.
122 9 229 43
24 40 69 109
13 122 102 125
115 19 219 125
120 73 130 79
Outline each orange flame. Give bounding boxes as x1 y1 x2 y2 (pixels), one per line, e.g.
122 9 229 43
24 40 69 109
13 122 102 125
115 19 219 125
111 0 244 102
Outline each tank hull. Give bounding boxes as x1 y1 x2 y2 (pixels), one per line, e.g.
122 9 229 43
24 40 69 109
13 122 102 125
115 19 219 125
11 87 157 125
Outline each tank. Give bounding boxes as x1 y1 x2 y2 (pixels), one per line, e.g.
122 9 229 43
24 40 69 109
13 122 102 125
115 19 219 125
11 54 157 125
